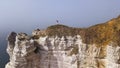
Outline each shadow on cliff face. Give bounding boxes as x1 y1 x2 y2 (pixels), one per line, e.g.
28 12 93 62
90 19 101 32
34 38 59 68
47 38 59 68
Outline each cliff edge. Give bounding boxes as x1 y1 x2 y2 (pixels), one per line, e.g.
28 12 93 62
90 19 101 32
5 16 120 68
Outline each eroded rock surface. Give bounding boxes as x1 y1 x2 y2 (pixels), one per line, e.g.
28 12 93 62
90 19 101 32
6 32 40 68
5 31 120 68
5 16 120 68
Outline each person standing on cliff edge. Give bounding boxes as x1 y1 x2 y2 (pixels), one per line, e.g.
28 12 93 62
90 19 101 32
56 20 59 24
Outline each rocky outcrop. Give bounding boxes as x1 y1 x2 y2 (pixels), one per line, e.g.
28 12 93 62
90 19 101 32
6 33 40 68
5 16 120 68
5 32 120 68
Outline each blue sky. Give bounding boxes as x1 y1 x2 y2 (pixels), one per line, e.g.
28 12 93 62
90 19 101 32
0 0 120 32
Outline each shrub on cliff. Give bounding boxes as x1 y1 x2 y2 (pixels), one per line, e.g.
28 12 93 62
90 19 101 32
46 24 82 37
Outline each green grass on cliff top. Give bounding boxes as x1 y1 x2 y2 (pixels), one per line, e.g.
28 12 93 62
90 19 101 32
39 16 120 46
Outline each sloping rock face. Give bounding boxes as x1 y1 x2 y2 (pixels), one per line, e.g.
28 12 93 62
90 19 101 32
5 32 120 68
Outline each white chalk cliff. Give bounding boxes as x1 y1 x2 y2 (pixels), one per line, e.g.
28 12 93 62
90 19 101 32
5 16 120 68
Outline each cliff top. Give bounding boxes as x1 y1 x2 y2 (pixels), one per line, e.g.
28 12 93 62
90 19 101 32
31 15 120 46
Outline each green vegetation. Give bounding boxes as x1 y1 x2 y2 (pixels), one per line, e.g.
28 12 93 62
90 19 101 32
37 16 120 46
83 16 120 46
46 24 82 37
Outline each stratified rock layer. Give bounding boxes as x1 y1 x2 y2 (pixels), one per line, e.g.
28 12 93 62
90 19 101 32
5 32 120 68
6 33 40 68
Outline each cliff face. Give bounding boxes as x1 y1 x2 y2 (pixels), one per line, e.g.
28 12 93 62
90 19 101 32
5 16 120 68
6 32 40 68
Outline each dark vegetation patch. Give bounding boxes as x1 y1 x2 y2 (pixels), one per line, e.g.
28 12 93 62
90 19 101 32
46 24 83 37
69 45 79 56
